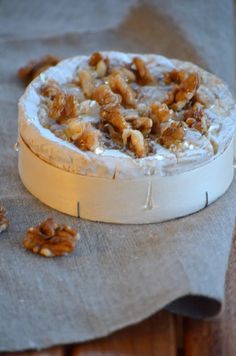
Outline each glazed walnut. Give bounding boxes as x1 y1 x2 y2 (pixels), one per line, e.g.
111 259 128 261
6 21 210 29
132 57 154 85
93 84 121 106
164 69 186 85
48 92 78 123
41 81 78 122
89 52 103 67
111 67 136 83
65 120 90 140
103 124 123 147
0 206 9 233
62 94 78 121
174 73 200 108
108 72 136 108
89 52 109 77
65 120 101 151
150 102 173 134
122 129 146 157
165 72 200 111
75 127 101 151
23 218 79 257
160 122 185 148
130 116 153 136
184 102 204 121
163 87 178 107
40 80 62 98
78 70 95 98
47 90 66 120
100 105 129 132
184 104 208 134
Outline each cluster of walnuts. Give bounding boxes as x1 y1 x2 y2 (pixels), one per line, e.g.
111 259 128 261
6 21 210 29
0 202 79 257
23 218 79 257
39 52 207 157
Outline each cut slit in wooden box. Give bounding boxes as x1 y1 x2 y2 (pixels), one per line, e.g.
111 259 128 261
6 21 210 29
18 136 235 224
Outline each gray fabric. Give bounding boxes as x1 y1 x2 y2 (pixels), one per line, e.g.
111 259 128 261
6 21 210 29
0 0 235 351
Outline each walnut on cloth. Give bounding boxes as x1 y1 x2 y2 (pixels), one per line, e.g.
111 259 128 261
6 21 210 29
18 55 60 85
23 218 80 257
0 206 9 233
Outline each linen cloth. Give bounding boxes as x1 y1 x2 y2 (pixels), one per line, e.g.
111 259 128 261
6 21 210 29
0 0 235 351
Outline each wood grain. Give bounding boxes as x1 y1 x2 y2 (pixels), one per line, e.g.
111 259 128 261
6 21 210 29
72 311 177 356
183 319 217 356
1 346 65 356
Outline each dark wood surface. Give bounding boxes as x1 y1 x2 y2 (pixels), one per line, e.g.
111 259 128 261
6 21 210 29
3 235 236 356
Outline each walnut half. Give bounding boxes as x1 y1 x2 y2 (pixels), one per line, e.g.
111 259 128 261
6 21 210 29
0 206 9 233
23 218 80 257
132 57 154 85
160 122 185 148
122 129 146 157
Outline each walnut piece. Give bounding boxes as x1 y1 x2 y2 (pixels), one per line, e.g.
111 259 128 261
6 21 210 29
100 105 129 132
175 73 199 102
89 52 109 78
93 84 121 106
96 60 108 77
130 116 153 136
160 122 185 148
108 72 136 108
58 94 78 123
169 73 200 111
40 80 62 98
111 67 136 83
164 69 186 85
65 120 101 151
47 90 66 120
122 129 146 157
163 87 178 106
78 70 95 99
132 57 154 85
41 81 78 122
103 123 123 147
150 102 172 134
184 104 208 133
75 127 101 152
49 93 78 122
184 102 204 121
65 120 90 140
0 206 9 233
18 55 60 85
89 52 103 67
23 218 79 257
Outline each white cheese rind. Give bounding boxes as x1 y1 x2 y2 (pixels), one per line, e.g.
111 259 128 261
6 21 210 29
18 135 235 223
18 52 236 179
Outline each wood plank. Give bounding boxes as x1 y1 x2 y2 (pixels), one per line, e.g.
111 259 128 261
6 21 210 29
174 315 184 354
183 319 217 356
1 346 65 356
72 310 177 356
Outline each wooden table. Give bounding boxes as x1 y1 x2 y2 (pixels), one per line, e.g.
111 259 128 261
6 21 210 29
4 236 236 356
